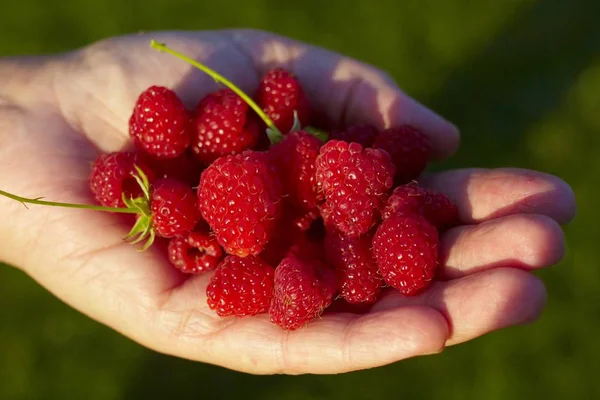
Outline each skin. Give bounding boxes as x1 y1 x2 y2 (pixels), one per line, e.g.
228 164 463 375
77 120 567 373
0 29 577 375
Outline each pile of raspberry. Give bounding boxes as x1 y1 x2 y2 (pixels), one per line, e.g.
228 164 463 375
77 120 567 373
89 68 458 331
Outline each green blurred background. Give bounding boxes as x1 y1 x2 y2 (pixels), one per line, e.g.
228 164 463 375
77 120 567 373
0 0 597 398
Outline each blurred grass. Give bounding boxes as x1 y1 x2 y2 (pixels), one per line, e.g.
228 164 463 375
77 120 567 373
0 0 598 398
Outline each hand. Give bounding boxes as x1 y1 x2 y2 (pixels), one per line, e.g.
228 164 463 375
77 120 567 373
0 29 576 375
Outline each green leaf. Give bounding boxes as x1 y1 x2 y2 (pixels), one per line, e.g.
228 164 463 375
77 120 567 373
266 127 284 144
123 214 156 251
132 164 151 201
304 125 329 143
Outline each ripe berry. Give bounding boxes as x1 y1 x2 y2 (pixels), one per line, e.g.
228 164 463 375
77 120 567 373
129 86 192 160
373 212 439 296
268 131 322 210
330 124 378 147
425 192 459 230
255 68 311 133
150 178 199 238
372 125 431 183
269 254 337 330
197 150 282 257
315 140 395 237
325 229 382 304
89 151 155 208
206 255 275 317
383 182 458 230
168 230 223 274
191 89 260 165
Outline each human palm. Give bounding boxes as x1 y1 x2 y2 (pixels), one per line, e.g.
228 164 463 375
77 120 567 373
0 30 576 374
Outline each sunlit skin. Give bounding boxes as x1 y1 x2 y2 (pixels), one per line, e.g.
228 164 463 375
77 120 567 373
0 29 576 375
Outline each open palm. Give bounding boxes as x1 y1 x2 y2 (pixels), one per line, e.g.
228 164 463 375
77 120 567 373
0 30 576 374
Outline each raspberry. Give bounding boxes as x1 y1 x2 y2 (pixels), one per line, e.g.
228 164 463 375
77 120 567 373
197 150 282 257
315 140 395 237
255 68 311 133
89 151 155 208
129 86 192 160
381 182 426 220
168 229 223 274
191 89 260 165
150 178 199 238
325 229 382 304
206 255 275 317
383 182 458 230
268 131 322 210
425 192 459 230
269 254 337 330
373 212 439 296
330 124 378 147
372 125 430 183
141 150 203 187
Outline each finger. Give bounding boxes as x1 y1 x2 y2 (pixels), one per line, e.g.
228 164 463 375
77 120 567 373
372 268 547 346
172 306 449 375
421 167 577 224
439 214 565 279
227 29 460 161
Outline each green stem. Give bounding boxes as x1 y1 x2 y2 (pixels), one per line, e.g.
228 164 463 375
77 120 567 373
150 39 284 143
0 189 140 214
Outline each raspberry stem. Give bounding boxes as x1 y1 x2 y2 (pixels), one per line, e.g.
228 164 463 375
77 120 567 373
150 40 285 144
0 189 139 214
0 167 156 251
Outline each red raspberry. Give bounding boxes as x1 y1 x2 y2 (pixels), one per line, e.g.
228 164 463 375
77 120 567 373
191 89 260 165
382 182 426 220
425 191 459 230
383 183 458 230
268 131 322 210
315 140 395 237
269 254 337 330
129 86 192 160
255 68 311 133
168 230 223 274
197 151 282 257
206 255 275 317
325 229 382 304
150 178 199 238
89 151 155 208
141 150 203 187
373 212 439 296
372 125 430 183
330 124 378 147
